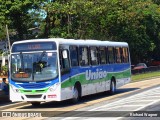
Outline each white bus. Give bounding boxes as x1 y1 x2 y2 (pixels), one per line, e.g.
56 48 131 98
9 38 131 106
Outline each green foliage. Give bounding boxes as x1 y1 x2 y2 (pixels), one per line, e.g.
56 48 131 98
0 50 3 55
1 65 8 76
152 0 160 5
0 0 160 63
38 0 160 63
0 0 45 40
132 71 160 81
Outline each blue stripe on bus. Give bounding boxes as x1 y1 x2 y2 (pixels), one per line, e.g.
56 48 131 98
9 63 130 88
9 78 59 89
61 63 130 82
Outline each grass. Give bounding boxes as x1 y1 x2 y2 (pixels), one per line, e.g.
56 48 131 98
131 71 160 82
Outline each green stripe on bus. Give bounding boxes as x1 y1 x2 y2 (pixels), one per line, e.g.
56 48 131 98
20 88 48 94
61 69 131 88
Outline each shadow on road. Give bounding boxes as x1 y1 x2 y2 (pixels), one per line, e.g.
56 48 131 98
0 95 11 105
116 88 140 94
18 87 139 109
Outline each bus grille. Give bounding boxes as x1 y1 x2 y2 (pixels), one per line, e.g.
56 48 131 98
18 82 50 89
25 95 42 98
22 89 46 93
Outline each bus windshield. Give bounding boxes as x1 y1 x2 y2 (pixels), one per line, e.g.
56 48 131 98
11 52 58 82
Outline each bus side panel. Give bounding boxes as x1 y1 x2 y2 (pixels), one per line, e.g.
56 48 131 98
60 73 73 101
106 63 131 89
86 63 131 95
60 63 131 100
61 67 90 100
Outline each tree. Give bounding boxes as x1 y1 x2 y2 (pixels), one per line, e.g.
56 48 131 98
152 0 160 5
0 0 45 40
1 0 160 63
36 0 160 63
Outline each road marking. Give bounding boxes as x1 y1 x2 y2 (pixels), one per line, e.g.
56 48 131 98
90 86 160 111
60 86 160 120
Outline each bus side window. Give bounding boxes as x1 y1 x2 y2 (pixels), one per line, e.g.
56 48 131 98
115 47 122 63
70 46 79 67
90 46 98 65
62 50 70 69
60 49 70 74
99 47 106 64
122 47 129 63
79 46 89 66
108 47 115 64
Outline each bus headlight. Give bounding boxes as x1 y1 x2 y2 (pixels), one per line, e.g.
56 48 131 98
11 85 20 93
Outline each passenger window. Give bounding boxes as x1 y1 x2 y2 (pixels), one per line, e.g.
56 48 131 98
122 47 129 63
108 47 115 64
115 47 122 63
99 47 106 64
79 47 89 66
70 46 79 67
59 48 70 70
90 47 98 65
61 50 70 69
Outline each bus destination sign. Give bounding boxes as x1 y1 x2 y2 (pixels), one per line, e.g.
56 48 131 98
12 42 57 52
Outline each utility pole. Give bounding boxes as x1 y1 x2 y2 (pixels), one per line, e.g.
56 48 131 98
6 24 11 52
1 25 10 67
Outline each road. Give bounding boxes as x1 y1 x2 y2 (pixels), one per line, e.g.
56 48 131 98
54 85 160 120
0 77 160 120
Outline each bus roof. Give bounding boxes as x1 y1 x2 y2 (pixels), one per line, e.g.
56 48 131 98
12 38 128 47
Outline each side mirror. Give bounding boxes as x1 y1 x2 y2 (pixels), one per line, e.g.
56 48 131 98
62 50 68 59
61 49 70 75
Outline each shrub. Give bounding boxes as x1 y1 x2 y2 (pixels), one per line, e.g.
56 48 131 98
1 65 8 76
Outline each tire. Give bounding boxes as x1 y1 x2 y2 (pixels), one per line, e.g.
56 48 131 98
71 86 80 103
31 102 41 106
109 80 116 95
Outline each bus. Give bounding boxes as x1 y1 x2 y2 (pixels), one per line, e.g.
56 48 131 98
9 38 131 106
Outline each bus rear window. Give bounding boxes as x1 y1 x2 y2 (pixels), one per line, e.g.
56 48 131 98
12 42 57 52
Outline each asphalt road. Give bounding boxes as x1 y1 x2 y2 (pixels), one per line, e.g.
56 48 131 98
50 85 160 120
0 78 160 120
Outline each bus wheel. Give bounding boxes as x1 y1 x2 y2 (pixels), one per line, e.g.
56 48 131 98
72 86 79 103
109 80 116 95
31 102 41 106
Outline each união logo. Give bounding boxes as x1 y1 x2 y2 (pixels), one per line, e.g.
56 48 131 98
86 69 107 80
